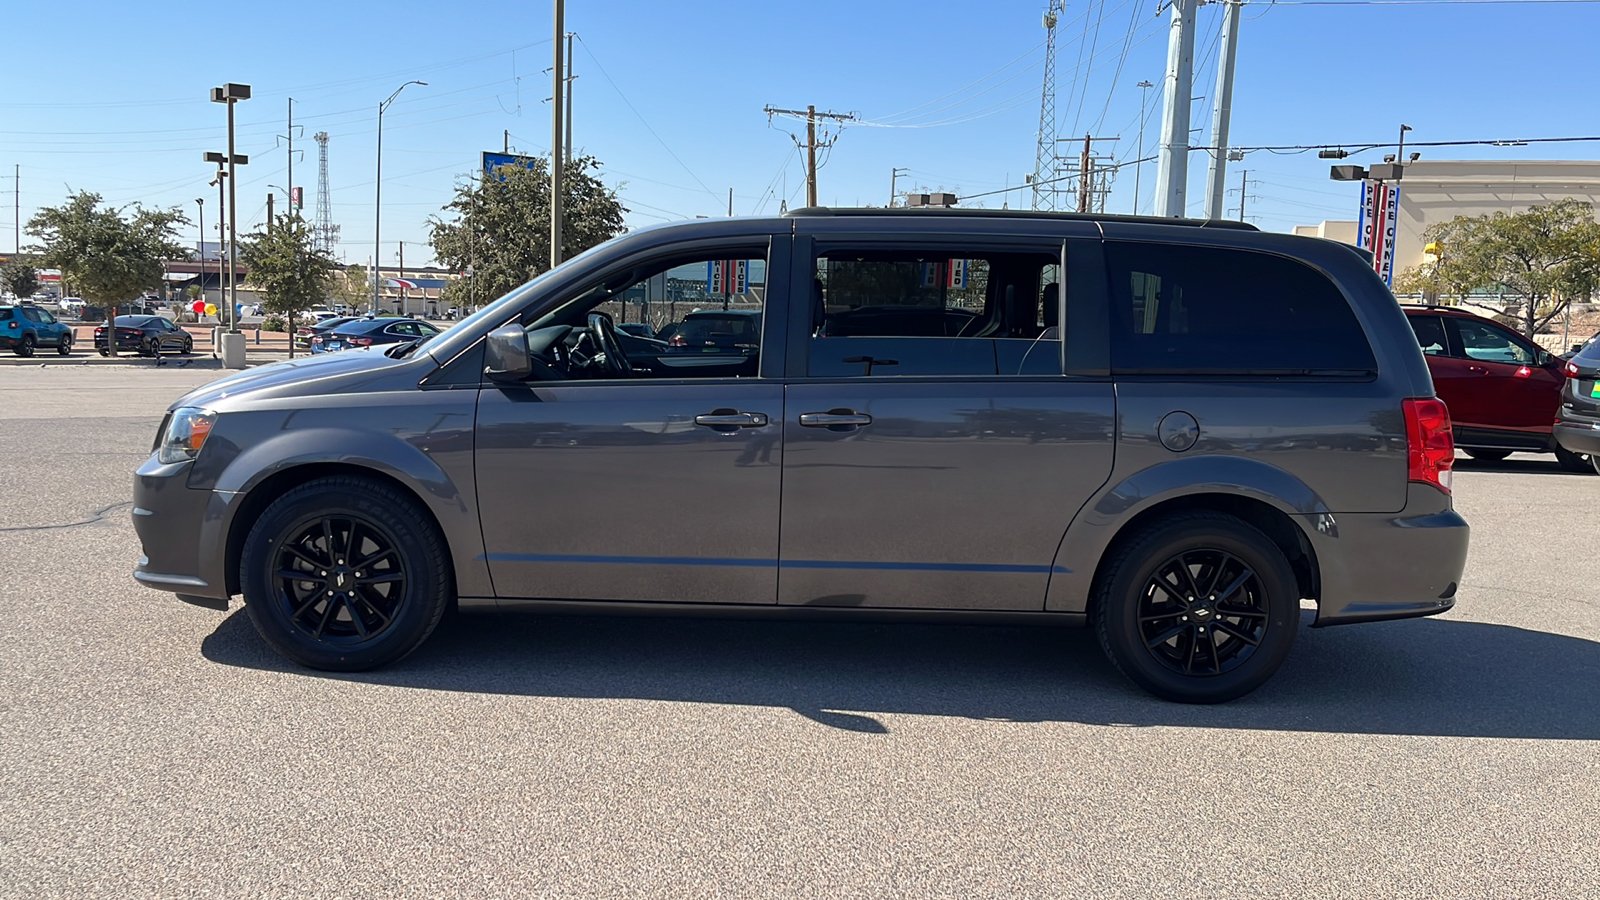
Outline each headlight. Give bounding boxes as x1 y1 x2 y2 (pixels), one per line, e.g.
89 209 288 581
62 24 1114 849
157 407 217 465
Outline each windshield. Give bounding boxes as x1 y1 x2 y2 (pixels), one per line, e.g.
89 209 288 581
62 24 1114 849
420 232 630 363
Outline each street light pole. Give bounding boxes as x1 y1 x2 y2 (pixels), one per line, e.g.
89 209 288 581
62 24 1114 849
1135 80 1153 215
551 0 565 269
194 198 204 316
374 80 427 312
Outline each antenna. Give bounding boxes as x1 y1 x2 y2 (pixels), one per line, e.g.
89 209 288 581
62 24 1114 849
313 131 340 253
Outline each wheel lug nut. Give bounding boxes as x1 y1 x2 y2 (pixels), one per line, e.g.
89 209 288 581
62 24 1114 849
326 591 333 596
319 571 327 576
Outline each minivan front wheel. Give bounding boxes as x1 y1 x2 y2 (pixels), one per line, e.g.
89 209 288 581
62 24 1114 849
1094 513 1299 703
240 475 451 671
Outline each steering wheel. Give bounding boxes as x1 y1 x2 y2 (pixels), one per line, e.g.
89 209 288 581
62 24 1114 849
586 311 632 377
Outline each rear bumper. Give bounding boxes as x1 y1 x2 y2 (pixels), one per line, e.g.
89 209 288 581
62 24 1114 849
1305 482 1469 626
1553 417 1600 456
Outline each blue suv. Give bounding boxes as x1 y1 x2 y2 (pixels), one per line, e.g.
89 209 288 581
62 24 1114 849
0 304 73 356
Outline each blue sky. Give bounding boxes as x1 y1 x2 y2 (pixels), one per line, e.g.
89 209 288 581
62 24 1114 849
4 0 1598 269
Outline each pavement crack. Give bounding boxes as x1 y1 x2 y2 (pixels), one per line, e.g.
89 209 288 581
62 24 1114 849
0 501 135 532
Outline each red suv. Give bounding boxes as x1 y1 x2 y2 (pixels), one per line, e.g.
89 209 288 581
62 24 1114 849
1403 306 1590 471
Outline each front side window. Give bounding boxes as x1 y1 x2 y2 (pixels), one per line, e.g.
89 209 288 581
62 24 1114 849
1447 317 1534 366
37 309 57 325
21 308 42 324
1105 242 1376 375
809 248 1061 377
520 248 768 381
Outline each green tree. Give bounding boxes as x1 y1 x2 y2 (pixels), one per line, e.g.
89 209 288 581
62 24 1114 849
2 258 40 300
428 154 627 310
329 264 370 314
1397 200 1600 338
27 192 188 357
237 215 336 357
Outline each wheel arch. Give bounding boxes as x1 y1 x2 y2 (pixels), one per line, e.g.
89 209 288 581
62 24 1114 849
223 462 453 596
1082 493 1320 620
1045 456 1327 614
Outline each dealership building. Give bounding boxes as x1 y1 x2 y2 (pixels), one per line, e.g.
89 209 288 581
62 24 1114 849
1293 160 1600 277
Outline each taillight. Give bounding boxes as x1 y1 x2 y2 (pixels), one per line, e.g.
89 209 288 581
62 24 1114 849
310 335 323 344
350 337 373 346
10 321 19 329
1566 361 1581 378
669 334 686 346
1403 397 1454 495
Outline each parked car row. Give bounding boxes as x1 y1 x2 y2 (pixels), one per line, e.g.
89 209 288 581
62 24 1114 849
309 316 442 353
1403 306 1594 472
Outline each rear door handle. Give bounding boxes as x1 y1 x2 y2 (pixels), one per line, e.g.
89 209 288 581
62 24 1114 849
694 410 768 431
1466 365 1490 374
799 410 873 428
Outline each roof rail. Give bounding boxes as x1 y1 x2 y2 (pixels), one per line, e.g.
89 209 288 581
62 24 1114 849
782 206 1259 231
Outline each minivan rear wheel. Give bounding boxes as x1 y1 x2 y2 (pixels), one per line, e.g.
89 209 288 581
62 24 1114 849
1094 513 1299 703
240 475 452 671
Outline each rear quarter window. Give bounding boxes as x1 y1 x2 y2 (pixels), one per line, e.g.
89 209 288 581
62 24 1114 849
1105 242 1376 375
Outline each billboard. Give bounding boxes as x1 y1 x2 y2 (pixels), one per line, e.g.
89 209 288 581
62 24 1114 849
481 151 539 181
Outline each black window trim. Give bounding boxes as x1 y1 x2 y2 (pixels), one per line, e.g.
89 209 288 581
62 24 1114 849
790 234 1101 381
428 233 788 389
1101 237 1379 380
1442 314 1539 367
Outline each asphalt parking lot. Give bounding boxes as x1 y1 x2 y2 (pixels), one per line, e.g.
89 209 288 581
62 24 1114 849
2 367 1598 898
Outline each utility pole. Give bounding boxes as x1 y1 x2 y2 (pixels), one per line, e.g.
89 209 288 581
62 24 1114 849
564 33 575 167
805 105 817 208
266 192 274 234
728 188 734 217
1203 0 1242 220
287 98 295 222
12 165 17 255
398 241 406 314
550 0 565 268
1078 134 1093 212
1154 0 1198 218
890 167 908 207
763 105 856 209
1238 169 1249 221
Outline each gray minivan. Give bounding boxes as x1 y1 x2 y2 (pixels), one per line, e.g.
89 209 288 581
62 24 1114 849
133 209 1469 703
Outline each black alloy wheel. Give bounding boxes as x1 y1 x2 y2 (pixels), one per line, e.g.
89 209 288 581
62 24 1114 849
273 515 406 643
1135 549 1268 677
241 475 452 671
16 334 34 357
57 333 72 356
182 336 193 355
1094 512 1299 703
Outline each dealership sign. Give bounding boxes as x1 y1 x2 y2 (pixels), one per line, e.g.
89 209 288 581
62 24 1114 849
1358 181 1401 287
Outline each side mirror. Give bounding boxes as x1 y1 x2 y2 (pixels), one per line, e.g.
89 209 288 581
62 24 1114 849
483 325 532 381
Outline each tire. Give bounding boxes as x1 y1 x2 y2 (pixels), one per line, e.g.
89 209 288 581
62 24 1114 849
16 334 34 357
98 348 109 357
57 333 72 356
1464 449 1511 462
1094 513 1299 704
1554 445 1593 474
138 338 153 357
182 337 193 355
240 475 453 671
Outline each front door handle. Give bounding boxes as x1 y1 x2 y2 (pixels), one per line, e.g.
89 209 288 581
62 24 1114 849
1466 365 1490 375
694 409 768 431
799 410 873 428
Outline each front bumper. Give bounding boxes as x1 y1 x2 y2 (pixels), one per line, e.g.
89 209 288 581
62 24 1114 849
132 454 230 600
1305 482 1469 626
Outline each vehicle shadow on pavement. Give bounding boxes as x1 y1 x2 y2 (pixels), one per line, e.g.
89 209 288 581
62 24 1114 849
201 608 1600 739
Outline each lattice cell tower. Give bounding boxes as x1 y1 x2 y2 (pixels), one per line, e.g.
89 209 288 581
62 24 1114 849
313 131 340 254
1031 1 1067 211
